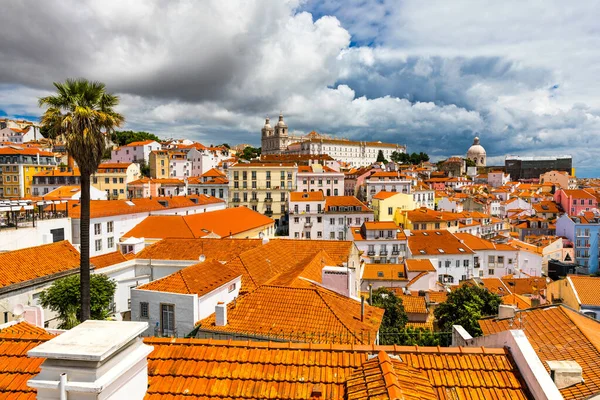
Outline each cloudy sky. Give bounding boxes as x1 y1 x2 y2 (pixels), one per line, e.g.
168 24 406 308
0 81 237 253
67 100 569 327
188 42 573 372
2 0 600 175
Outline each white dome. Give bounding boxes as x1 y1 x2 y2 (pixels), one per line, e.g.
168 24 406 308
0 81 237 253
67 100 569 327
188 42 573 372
467 137 486 157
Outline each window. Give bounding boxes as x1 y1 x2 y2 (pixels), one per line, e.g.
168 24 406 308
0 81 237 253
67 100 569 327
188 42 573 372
463 260 469 267
161 304 175 336
488 255 495 264
119 177 124 184
377 271 384 277
388 207 393 215
306 204 310 212
456 260 460 268
94 223 101 235
306 231 311 239
280 192 286 201
497 256 505 264
294 232 300 238
228 283 236 292
112 178 118 184
317 217 322 223
508 258 513 264
107 237 114 248
317 231 322 238
140 302 149 319
330 218 335 225
294 217 299 223
339 218 344 224
93 177 98 184
95 239 102 252
105 177 110 184
330 232 335 239
488 269 494 275
113 189 118 196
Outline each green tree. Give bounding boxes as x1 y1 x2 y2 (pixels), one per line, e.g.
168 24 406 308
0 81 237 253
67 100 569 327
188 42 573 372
434 284 502 336
391 151 409 164
39 78 124 322
221 143 231 149
111 130 160 146
465 158 476 168
240 146 261 161
39 274 117 329
138 159 151 177
369 288 408 344
376 150 388 164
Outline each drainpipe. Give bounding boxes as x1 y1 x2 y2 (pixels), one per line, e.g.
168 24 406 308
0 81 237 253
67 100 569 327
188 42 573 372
59 373 67 400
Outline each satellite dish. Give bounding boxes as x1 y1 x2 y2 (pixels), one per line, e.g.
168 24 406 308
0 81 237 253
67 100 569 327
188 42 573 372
198 255 206 262
12 304 24 317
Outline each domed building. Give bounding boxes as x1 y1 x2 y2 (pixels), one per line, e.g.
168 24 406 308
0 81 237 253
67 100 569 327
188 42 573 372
466 136 486 167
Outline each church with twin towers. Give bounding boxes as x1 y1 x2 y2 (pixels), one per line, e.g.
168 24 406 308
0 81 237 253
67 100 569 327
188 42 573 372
260 114 406 167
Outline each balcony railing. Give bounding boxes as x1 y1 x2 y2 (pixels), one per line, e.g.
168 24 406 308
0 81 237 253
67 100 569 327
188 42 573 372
249 198 258 203
264 210 273 217
232 198 240 203
304 222 313 228
391 250 400 255
379 251 388 256
367 250 376 256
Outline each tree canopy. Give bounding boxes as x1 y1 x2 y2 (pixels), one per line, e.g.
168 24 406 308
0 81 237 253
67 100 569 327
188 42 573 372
111 130 161 146
465 158 476 167
434 284 502 336
240 146 261 161
39 274 117 329
390 151 429 165
376 150 388 164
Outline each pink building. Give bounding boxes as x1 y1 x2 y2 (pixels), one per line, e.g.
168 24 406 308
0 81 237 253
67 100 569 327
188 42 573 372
296 164 344 196
554 189 598 216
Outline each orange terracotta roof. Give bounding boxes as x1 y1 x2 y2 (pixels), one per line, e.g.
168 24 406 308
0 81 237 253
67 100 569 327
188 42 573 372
501 277 546 295
407 230 474 256
363 264 406 281
480 305 600 400
67 195 223 219
405 259 436 272
96 162 133 170
126 139 157 146
198 284 383 344
364 221 398 230
289 191 325 202
135 238 263 261
123 207 274 239
33 168 80 177
0 327 55 398
325 196 371 212
228 239 355 293
138 259 240 296
560 189 596 199
404 208 462 223
0 321 51 336
372 191 401 200
397 294 428 314
426 291 448 304
42 185 82 200
90 251 131 269
345 350 437 400
501 293 532 310
568 275 600 306
0 241 80 289
230 162 297 168
0 147 55 157
143 338 529 399
200 168 226 178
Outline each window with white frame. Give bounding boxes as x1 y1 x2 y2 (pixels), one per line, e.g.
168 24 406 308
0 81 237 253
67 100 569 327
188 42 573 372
95 239 102 252
107 221 114 233
94 223 101 235
140 302 149 319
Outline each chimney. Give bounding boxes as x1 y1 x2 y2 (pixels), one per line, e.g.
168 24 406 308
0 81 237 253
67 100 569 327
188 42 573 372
215 302 227 326
547 361 583 389
498 304 517 319
27 320 152 400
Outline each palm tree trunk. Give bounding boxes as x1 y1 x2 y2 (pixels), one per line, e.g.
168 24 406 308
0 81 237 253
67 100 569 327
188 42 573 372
80 173 91 321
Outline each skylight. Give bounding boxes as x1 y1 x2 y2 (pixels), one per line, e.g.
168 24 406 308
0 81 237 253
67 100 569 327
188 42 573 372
458 248 465 252
438 249 445 253
419 250 426 254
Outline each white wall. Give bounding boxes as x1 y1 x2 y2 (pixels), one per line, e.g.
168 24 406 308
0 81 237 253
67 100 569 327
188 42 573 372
131 288 198 337
197 276 241 320
0 218 72 251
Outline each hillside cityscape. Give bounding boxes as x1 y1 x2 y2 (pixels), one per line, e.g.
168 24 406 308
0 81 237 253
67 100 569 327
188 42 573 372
1 1 599 399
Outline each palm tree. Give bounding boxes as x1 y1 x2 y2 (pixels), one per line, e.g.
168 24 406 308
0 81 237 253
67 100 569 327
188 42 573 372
39 79 124 322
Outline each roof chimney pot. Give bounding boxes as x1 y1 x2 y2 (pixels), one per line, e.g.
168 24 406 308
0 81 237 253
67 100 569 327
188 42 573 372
215 302 227 326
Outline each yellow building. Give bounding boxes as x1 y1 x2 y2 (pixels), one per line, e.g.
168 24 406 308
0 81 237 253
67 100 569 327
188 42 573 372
227 162 297 224
394 207 461 232
0 147 58 198
371 191 415 222
149 150 170 179
92 162 141 199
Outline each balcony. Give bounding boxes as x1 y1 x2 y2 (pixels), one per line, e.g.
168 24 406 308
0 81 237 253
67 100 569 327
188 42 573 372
232 198 240 203
249 198 258 203
264 210 274 217
391 250 400 255
379 251 388 256
367 250 376 256
304 222 313 228
264 198 273 203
